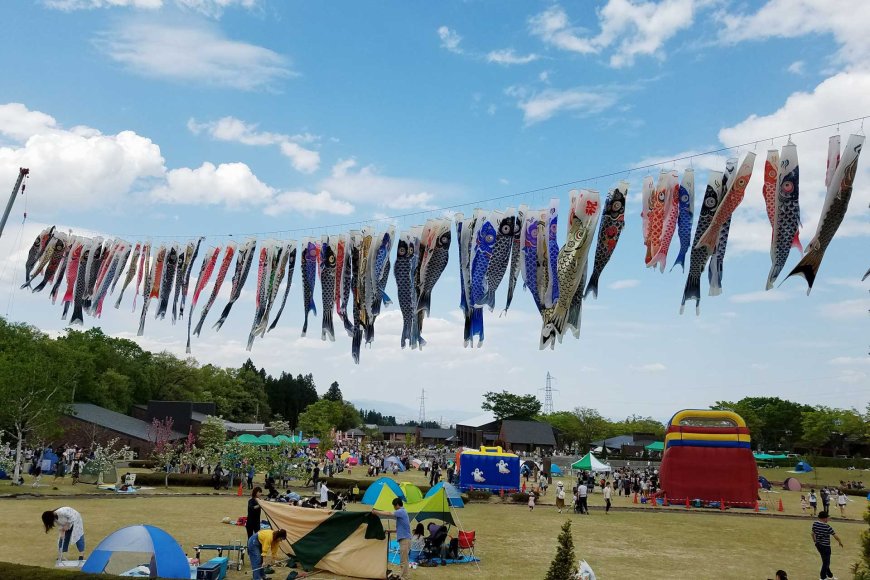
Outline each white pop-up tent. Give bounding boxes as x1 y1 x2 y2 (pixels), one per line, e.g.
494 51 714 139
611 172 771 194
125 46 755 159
571 452 612 472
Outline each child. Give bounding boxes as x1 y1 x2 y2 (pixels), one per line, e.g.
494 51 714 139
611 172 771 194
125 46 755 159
837 489 847 517
808 489 817 516
800 495 808 514
351 483 360 503
528 491 536 511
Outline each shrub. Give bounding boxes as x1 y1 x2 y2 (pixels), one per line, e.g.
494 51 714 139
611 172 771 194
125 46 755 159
545 520 577 580
133 472 214 487
511 492 530 503
465 489 491 501
851 503 870 580
127 460 155 469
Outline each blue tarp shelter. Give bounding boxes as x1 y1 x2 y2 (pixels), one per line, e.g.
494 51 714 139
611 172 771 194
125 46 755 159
384 456 406 472
550 464 563 475
425 482 465 508
795 461 813 473
81 525 189 579
361 477 405 505
758 476 771 490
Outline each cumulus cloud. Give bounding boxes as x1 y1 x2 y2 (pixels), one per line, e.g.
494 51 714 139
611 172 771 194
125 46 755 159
818 298 870 319
486 49 539 65
437 26 463 54
149 161 274 206
529 1 699 67
787 60 805 75
319 159 453 210
506 85 620 124
264 191 353 217
188 116 320 173
633 362 667 372
728 290 791 303
607 279 639 290
95 22 292 90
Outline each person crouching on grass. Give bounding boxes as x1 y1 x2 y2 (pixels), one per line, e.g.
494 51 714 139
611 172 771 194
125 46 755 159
42 507 85 563
247 527 288 580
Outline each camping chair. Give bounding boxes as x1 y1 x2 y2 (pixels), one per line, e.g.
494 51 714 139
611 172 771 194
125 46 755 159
457 530 476 560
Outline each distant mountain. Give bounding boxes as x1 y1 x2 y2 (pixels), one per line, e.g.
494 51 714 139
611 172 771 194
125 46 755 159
349 398 478 427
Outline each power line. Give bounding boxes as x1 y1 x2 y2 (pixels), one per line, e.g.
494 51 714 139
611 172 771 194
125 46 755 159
103 114 869 240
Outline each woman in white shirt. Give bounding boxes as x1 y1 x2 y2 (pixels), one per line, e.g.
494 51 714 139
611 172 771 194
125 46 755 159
836 490 847 517
42 506 85 562
603 482 613 514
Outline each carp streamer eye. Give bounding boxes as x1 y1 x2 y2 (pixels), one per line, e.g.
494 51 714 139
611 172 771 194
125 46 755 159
680 194 688 203
781 181 794 194
440 235 449 245
328 255 335 264
485 234 495 243
658 192 665 202
705 196 716 208
500 224 512 235
398 247 406 256
612 201 623 211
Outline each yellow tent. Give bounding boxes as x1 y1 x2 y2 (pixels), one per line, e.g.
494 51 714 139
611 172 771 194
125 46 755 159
399 482 423 504
405 488 455 525
372 484 402 511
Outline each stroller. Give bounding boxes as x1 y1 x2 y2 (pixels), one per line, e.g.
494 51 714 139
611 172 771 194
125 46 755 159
422 523 457 564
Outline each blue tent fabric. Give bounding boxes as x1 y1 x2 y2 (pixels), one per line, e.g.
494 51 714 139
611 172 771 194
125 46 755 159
550 464 563 475
758 476 771 490
82 525 189 579
384 456 406 472
361 477 405 505
425 482 464 508
795 461 813 472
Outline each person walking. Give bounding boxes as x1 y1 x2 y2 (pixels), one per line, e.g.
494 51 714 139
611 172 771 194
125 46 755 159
836 490 847 518
374 498 412 579
578 482 589 515
820 488 830 513
246 487 263 539
603 481 613 514
42 507 85 563
319 480 330 507
555 481 566 513
809 489 818 516
811 511 843 580
247 528 288 580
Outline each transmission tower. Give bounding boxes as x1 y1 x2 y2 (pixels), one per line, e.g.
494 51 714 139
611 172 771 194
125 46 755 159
539 372 558 414
418 388 426 424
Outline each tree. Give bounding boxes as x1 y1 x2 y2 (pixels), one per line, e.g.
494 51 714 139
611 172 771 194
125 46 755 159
545 520 577 580
323 381 343 402
852 503 870 580
298 400 361 437
481 391 541 420
89 437 130 485
711 400 764 442
148 417 178 488
573 407 610 449
609 414 665 439
197 416 227 466
538 412 583 448
0 320 76 484
268 418 292 436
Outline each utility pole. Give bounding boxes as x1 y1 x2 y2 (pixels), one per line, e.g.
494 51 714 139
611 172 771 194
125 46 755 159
0 168 29 240
418 389 426 425
539 372 558 414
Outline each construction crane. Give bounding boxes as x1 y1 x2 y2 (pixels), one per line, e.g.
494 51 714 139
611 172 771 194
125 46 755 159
0 168 29 239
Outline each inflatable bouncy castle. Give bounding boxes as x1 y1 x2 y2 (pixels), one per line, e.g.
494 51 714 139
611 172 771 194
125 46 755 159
659 409 759 507
456 446 520 493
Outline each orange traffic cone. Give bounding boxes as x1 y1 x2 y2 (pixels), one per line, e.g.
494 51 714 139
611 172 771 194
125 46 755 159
685 497 690 509
633 492 638 504
777 498 784 512
663 494 669 507
720 498 725 511
237 481 243 497
754 500 759 513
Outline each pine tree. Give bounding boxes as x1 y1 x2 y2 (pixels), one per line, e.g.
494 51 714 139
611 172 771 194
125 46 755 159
852 503 870 580
545 520 577 580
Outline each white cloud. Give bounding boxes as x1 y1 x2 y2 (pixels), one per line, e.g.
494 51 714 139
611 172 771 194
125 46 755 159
529 1 699 67
0 103 165 211
264 191 354 217
149 161 274 206
729 290 791 303
607 279 639 290
787 60 805 75
486 49 539 66
188 116 320 173
507 85 619 125
633 362 667 372
719 0 870 69
437 26 463 54
44 0 258 17
318 158 454 210
818 298 870 320
829 356 870 366
96 22 292 90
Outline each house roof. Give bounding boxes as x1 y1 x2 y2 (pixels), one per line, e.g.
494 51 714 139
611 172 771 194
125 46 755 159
190 411 208 423
420 428 456 439
500 420 556 446
591 435 636 448
456 413 497 428
68 403 186 442
345 428 365 436
224 422 265 433
379 426 418 435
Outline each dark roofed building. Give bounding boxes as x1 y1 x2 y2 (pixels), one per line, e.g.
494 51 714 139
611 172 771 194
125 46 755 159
378 426 418 442
499 420 556 453
61 403 186 457
456 413 499 449
419 428 457 445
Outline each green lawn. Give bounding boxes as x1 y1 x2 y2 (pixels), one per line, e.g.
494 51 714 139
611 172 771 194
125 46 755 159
2 492 866 579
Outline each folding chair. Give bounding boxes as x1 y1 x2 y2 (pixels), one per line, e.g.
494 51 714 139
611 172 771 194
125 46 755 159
457 530 476 560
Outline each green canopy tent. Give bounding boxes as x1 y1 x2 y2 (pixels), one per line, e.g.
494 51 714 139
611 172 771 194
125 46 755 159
645 441 664 452
753 453 788 461
571 452 611 472
275 435 293 443
257 434 278 446
235 434 260 445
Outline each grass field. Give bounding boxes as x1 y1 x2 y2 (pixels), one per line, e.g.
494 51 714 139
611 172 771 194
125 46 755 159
2 491 866 579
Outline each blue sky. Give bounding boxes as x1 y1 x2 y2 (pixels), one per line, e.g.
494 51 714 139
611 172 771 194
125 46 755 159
0 0 868 424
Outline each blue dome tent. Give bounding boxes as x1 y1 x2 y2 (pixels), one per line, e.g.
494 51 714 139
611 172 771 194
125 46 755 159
361 477 405 505
794 461 813 473
550 464 563 476
383 456 406 472
425 482 464 508
81 525 190 579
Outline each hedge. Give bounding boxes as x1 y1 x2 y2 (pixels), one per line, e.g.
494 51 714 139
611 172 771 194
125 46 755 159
133 472 215 487
0 562 125 579
127 460 156 469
